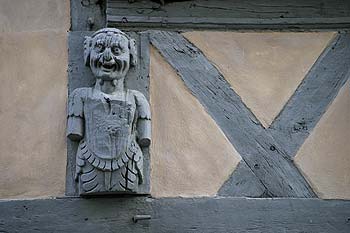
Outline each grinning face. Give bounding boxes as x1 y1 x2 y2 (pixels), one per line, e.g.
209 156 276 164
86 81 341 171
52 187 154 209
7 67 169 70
89 32 131 80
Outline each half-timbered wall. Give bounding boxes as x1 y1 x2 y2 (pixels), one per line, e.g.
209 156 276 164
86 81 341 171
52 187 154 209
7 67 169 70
0 0 349 200
0 0 349 232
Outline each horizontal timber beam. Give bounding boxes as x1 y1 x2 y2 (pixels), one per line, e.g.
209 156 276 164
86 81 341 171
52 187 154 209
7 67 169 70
107 16 350 31
0 197 349 233
107 0 350 30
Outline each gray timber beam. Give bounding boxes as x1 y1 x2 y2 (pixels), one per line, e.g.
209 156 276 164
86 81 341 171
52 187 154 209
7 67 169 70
1 197 349 233
221 32 350 196
269 33 350 157
149 31 315 198
71 0 106 31
218 161 267 197
107 0 350 30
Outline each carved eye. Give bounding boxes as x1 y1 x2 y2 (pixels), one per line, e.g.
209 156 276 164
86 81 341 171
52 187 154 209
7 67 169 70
111 46 122 55
95 43 105 52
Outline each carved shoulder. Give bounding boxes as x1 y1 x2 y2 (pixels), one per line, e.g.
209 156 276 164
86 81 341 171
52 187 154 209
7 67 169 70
68 88 90 118
131 90 151 120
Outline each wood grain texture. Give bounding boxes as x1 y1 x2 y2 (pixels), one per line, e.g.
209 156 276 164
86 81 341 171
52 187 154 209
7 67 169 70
149 31 315 197
108 0 350 18
66 31 150 196
70 0 106 31
1 197 349 233
107 0 350 30
269 33 350 157
218 161 267 197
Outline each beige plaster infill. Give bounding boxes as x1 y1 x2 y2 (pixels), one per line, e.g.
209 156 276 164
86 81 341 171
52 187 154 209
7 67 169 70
183 31 335 128
295 81 350 199
0 0 70 33
0 31 68 199
150 47 241 197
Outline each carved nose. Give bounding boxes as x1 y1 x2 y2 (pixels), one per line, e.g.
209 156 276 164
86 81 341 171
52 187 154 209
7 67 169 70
103 48 112 61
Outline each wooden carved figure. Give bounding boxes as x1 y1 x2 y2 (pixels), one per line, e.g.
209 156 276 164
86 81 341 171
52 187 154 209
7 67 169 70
67 28 151 195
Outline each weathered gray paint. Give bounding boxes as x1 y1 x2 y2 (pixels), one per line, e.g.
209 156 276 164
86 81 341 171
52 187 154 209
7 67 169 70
1 197 349 233
68 31 94 93
108 16 350 31
269 33 350 157
71 0 106 31
66 31 150 196
218 161 267 197
107 0 350 30
67 0 350 199
149 31 315 198
220 32 350 196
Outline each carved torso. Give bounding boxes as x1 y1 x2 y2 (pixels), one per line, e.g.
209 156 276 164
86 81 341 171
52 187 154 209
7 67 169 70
67 28 151 195
85 90 136 160
68 88 150 195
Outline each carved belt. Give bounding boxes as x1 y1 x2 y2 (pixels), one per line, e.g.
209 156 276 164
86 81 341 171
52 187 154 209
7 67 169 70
76 139 141 172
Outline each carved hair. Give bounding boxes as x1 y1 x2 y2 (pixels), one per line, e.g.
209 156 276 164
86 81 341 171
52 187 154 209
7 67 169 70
83 28 137 67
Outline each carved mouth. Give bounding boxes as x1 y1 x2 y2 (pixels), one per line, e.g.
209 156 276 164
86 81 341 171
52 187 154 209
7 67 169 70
99 60 123 73
101 63 116 72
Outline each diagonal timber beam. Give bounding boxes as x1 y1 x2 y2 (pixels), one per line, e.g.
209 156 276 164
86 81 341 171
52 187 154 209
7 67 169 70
149 31 315 197
221 32 350 196
269 33 350 157
218 161 267 197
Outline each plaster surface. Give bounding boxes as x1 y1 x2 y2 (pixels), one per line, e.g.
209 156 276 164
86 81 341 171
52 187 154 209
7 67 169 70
0 0 70 32
295 81 350 199
0 31 68 198
150 47 241 197
183 31 335 128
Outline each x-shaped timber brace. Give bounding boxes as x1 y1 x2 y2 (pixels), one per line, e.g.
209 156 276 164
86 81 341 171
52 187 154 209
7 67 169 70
149 31 350 198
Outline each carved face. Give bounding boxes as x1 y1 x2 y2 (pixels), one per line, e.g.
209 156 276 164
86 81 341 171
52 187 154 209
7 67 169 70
88 32 133 80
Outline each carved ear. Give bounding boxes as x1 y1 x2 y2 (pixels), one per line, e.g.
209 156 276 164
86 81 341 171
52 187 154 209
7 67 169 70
129 39 137 67
84 36 92 67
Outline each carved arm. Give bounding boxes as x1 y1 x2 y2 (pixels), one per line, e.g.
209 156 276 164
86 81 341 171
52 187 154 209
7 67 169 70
67 117 84 141
67 89 85 141
134 91 151 147
137 118 151 147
